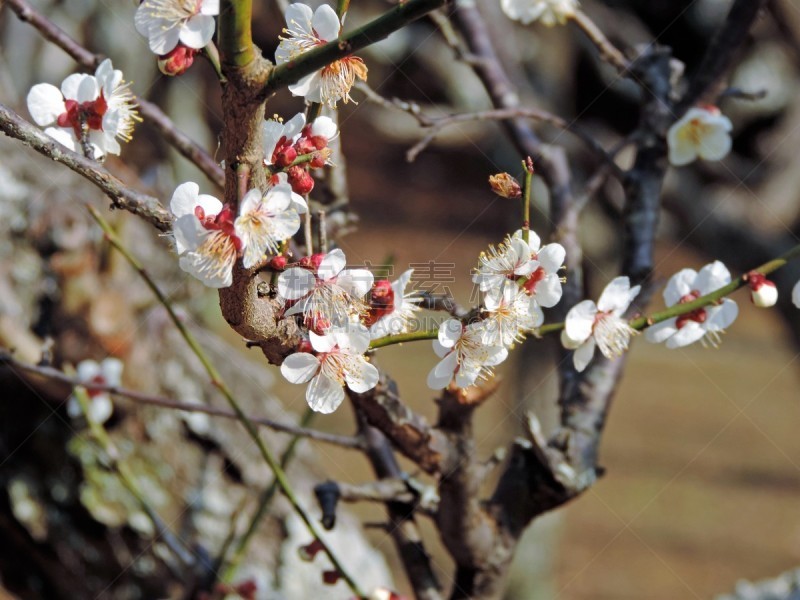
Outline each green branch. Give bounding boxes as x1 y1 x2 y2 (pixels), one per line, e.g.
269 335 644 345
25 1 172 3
261 0 447 98
87 207 366 599
219 0 255 68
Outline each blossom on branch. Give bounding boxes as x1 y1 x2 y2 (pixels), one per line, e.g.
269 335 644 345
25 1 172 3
482 280 543 347
366 270 422 339
67 357 124 424
135 0 219 55
170 182 240 287
644 261 738 348
234 186 303 269
501 0 579 26
562 276 640 372
26 59 138 157
278 249 374 330
280 325 379 413
427 319 508 390
667 106 733 167
275 3 368 107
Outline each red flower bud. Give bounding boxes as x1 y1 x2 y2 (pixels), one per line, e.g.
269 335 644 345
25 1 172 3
747 271 778 308
158 45 198 76
287 166 314 195
365 280 395 326
322 570 342 585
298 539 325 562
297 339 313 354
269 255 288 271
275 145 298 168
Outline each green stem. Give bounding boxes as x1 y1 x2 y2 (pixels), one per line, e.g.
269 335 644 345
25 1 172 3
337 0 350 18
262 0 447 98
72 387 196 566
521 160 533 244
369 329 439 349
221 408 315 583
202 42 225 81
87 207 366 599
218 0 255 68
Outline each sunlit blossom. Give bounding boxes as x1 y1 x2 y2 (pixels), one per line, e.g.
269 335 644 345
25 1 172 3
135 0 219 55
427 319 508 390
367 270 422 339
667 106 733 167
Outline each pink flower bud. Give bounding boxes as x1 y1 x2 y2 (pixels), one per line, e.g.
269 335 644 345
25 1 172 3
269 255 287 271
298 539 325 562
747 272 778 308
322 570 342 585
158 45 198 76
275 145 298 168
297 339 313 354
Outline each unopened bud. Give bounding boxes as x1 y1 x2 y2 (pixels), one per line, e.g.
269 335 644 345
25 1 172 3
747 272 778 308
287 166 314 195
269 255 287 271
297 339 313 354
298 539 325 562
310 148 332 169
158 45 198 76
488 173 521 199
275 145 298 168
322 570 342 585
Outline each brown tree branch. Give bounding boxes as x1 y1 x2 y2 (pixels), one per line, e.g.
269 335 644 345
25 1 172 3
0 102 172 231
5 0 226 188
0 349 364 450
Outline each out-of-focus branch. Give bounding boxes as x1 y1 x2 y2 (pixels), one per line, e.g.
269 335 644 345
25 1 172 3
6 0 226 188
358 422 443 600
314 478 438 514
260 0 449 99
0 102 172 231
0 350 363 449
570 9 630 75
677 0 768 113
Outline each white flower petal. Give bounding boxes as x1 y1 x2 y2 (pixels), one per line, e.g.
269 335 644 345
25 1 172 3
336 268 374 299
27 84 65 126
306 373 345 414
697 126 732 162
173 214 204 254
239 188 263 215
694 260 731 295
77 359 101 382
564 300 596 343
281 352 320 384
572 338 596 372
312 4 341 41
278 267 316 300
666 322 705 348
285 3 314 32
309 330 337 353
705 298 738 331
597 276 634 313
663 268 697 306
180 14 216 49
100 357 124 386
43 127 78 151
437 319 463 348
432 339 450 358
345 359 379 393
170 182 200 217
537 243 566 274
200 0 219 16
426 351 458 390
148 21 182 54
644 318 678 344
534 273 563 308
283 112 307 140
311 115 337 139
288 72 322 101
318 249 346 280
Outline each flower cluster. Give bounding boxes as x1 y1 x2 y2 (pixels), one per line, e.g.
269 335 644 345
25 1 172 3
171 181 305 287
279 252 421 410
501 0 579 26
264 112 338 195
276 3 368 107
67 358 124 424
27 59 139 158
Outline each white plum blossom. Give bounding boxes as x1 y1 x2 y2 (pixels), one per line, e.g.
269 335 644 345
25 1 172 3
135 0 220 55
517 230 565 311
474 235 538 292
482 280 543 347
278 248 374 329
501 0 578 26
263 112 338 168
170 182 240 288
667 106 733 167
234 185 302 268
367 270 422 339
26 59 138 157
747 272 778 308
427 319 508 390
67 358 124 424
275 3 368 107
280 325 379 413
563 276 641 372
645 261 738 349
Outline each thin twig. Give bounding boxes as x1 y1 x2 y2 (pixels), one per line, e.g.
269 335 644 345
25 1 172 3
0 102 172 232
0 350 363 450
5 0 225 188
570 9 630 75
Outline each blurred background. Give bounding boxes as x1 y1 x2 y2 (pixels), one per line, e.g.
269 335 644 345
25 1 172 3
2 0 800 598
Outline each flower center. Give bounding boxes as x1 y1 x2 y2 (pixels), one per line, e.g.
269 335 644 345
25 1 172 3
521 266 546 295
592 311 636 358
194 204 243 253
87 373 107 398
675 290 706 329
57 94 108 139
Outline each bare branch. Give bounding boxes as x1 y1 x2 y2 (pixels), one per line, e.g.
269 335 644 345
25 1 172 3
0 102 172 231
6 0 225 188
571 9 630 75
0 349 364 450
314 478 438 514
